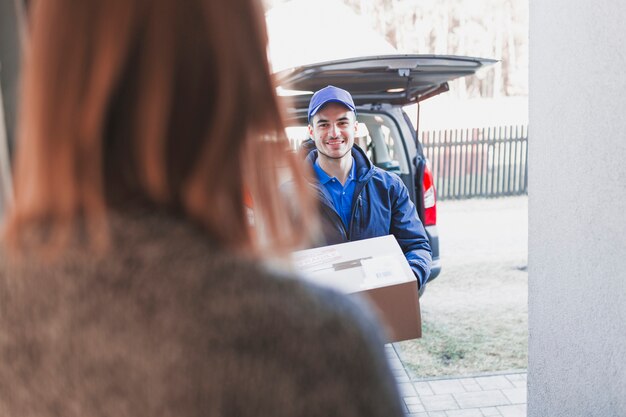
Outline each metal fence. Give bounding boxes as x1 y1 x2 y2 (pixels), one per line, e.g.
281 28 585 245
421 125 528 200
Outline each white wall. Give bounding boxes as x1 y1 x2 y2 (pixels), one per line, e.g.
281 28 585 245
529 1 626 416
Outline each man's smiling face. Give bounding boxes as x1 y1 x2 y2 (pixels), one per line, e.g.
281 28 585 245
308 102 358 162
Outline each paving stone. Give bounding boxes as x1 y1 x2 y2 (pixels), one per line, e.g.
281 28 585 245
385 349 400 359
384 346 402 361
420 394 459 412
458 378 483 392
509 380 527 389
497 404 526 417
453 390 510 409
428 379 467 395
405 370 420 381
398 382 417 397
407 403 426 413
404 397 426 413
388 357 405 370
386 360 526 416
501 387 526 404
395 374 411 383
413 381 435 396
480 406 502 416
505 374 527 389
445 409 484 417
504 373 526 382
474 376 515 391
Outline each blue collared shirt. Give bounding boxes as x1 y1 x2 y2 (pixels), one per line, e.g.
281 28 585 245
313 157 357 231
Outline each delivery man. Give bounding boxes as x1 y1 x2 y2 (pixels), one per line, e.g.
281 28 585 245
302 85 432 291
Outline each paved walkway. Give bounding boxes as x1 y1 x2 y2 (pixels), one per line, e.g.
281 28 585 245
386 344 527 417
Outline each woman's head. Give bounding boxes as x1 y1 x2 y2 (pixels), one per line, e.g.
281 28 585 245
5 0 314 254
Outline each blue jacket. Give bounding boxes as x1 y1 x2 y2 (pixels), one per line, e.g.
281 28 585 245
305 145 432 288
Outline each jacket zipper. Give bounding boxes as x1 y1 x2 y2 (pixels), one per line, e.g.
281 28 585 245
358 195 364 231
347 190 365 241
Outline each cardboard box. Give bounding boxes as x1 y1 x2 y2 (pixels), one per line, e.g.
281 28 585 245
292 235 421 342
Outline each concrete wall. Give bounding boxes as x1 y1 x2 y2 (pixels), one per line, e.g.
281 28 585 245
529 1 626 416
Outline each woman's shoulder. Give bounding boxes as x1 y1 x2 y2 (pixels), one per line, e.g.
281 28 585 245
0 212 386 347
0 213 404 416
190 252 389 349
0 212 382 339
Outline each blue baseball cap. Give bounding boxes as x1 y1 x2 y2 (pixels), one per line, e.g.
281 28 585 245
307 85 356 123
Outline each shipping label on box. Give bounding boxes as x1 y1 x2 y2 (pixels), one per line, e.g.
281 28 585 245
292 235 421 342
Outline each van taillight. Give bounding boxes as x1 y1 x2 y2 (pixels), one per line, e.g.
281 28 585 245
422 162 437 226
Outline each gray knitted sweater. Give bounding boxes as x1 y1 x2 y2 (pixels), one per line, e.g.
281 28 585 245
0 212 404 417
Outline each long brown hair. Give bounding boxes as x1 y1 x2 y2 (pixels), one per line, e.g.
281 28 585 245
4 0 315 255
